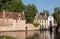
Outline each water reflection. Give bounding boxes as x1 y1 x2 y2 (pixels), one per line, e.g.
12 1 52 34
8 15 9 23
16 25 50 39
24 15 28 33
0 30 60 39
26 32 39 39
26 30 54 39
54 31 60 39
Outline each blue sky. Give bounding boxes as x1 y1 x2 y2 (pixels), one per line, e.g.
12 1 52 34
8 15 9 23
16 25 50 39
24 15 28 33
22 0 60 14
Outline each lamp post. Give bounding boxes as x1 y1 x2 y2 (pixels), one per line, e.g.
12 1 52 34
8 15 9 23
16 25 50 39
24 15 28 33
25 26 27 39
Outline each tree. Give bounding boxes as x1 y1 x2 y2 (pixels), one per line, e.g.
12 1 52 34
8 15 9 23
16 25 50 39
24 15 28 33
0 0 12 11
40 10 50 17
0 0 25 12
0 0 38 24
0 0 2 11
0 0 11 5
53 7 60 24
25 4 38 23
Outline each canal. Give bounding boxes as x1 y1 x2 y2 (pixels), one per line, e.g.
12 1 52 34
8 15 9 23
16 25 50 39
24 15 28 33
0 30 60 39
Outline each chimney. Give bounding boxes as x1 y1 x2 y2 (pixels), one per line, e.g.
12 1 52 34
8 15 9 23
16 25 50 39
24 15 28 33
45 12 47 17
22 11 24 14
35 13 38 18
3 10 5 18
36 13 38 16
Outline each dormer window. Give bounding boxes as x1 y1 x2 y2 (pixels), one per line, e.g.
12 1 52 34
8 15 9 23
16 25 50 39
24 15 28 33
16 20 17 22
19 16 20 17
18 14 21 20
11 23 13 25
7 15 8 17
7 15 9 18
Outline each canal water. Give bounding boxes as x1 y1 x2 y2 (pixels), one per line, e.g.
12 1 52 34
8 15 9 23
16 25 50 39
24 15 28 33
0 30 60 39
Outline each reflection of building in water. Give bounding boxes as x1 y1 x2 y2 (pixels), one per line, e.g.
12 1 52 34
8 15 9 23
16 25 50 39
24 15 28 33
34 13 57 29
0 31 54 39
54 32 60 39
39 31 48 39
39 31 54 39
0 31 26 39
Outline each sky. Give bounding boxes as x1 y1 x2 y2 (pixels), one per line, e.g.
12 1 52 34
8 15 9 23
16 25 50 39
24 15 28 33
22 0 60 14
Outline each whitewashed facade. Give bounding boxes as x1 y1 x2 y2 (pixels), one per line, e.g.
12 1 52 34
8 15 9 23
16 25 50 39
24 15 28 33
48 16 54 26
34 13 55 29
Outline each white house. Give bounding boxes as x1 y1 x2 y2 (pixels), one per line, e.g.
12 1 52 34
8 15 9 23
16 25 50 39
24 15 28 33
48 16 54 27
34 13 55 29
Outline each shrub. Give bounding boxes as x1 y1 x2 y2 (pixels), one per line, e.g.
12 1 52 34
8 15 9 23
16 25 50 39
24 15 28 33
33 23 39 27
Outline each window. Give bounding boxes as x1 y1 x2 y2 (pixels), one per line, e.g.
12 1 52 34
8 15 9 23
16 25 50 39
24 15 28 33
45 20 46 23
42 21 43 23
11 23 13 25
6 15 9 18
16 20 17 22
40 20 41 23
19 16 20 17
7 15 9 17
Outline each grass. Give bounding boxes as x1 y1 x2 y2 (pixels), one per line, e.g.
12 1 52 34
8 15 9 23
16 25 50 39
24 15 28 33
0 36 15 39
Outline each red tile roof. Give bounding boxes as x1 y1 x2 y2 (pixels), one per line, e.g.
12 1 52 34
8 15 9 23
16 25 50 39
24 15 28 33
35 14 48 20
0 11 26 20
20 13 26 20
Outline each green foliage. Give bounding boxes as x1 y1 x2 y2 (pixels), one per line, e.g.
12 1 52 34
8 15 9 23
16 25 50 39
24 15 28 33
40 10 50 17
0 0 25 12
0 36 15 39
25 4 38 23
33 23 39 27
0 12 2 14
53 7 60 24
0 0 12 11
0 0 38 23
0 0 2 12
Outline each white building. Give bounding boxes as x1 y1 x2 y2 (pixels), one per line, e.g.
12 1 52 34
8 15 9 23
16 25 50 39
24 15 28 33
34 13 55 29
48 16 54 26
